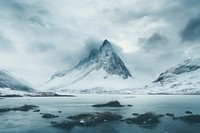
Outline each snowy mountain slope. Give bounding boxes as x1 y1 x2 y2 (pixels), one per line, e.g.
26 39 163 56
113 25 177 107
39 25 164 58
146 58 200 94
44 39 142 93
0 69 34 93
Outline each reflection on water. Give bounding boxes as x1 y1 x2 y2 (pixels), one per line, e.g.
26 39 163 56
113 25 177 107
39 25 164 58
0 95 200 133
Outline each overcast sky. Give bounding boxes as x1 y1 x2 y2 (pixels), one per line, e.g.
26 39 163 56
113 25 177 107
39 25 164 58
0 0 200 87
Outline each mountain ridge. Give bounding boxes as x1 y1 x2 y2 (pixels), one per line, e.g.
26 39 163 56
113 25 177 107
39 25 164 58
44 39 139 93
146 58 200 94
51 39 132 80
0 69 34 92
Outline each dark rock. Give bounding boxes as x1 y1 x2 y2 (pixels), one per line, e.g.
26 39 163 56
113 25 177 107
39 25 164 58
158 114 165 118
172 117 178 120
33 109 40 112
125 112 160 125
0 94 23 98
173 65 200 75
67 113 94 120
0 105 38 113
53 112 122 129
42 114 59 119
127 104 133 107
166 113 175 117
58 111 62 113
94 112 122 123
54 121 78 129
51 121 58 125
0 108 10 113
132 113 139 116
185 111 193 114
179 114 200 124
92 101 123 107
17 105 38 111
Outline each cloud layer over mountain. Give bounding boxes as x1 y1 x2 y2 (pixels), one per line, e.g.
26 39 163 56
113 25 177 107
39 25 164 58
0 0 200 86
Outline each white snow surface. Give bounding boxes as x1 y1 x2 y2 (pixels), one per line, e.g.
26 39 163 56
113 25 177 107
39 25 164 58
43 67 143 94
0 87 31 95
146 58 200 95
43 40 144 94
0 69 33 92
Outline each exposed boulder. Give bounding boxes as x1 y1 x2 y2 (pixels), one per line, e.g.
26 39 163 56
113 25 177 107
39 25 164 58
166 113 175 117
132 113 139 116
42 113 59 119
185 111 193 114
125 112 160 125
179 114 200 124
53 112 122 129
92 101 123 107
0 105 38 113
33 109 40 112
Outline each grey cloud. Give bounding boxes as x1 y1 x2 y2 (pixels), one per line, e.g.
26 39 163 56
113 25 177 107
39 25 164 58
147 33 168 44
0 0 49 15
1 0 200 86
60 39 102 68
181 0 200 8
0 0 50 27
59 39 100 68
103 7 148 22
84 39 101 53
141 33 169 52
60 39 124 69
0 33 14 52
0 0 25 13
181 15 200 42
28 42 56 53
28 16 46 27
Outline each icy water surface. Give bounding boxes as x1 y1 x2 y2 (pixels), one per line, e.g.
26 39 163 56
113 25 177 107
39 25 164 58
0 95 200 133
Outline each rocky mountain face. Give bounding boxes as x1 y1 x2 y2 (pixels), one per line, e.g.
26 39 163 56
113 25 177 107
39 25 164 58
52 39 131 80
0 70 34 92
45 39 137 93
147 58 200 94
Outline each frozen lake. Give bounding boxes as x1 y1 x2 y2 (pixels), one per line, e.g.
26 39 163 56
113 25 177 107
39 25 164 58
0 95 200 133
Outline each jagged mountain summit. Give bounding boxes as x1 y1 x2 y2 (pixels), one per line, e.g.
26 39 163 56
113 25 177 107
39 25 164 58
0 69 34 93
52 39 131 80
44 39 141 94
146 58 200 94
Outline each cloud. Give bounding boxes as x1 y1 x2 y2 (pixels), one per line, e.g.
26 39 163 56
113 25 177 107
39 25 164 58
103 7 149 23
181 15 200 42
140 33 169 52
0 0 50 29
0 0 200 87
83 39 101 53
0 33 14 52
28 16 46 27
0 1 25 13
181 0 200 8
60 39 125 69
28 42 56 53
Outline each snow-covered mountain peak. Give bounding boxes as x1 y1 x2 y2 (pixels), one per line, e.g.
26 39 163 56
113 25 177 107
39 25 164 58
153 58 200 83
0 69 34 92
44 39 138 93
183 58 200 65
147 57 200 94
52 39 132 80
99 39 113 52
